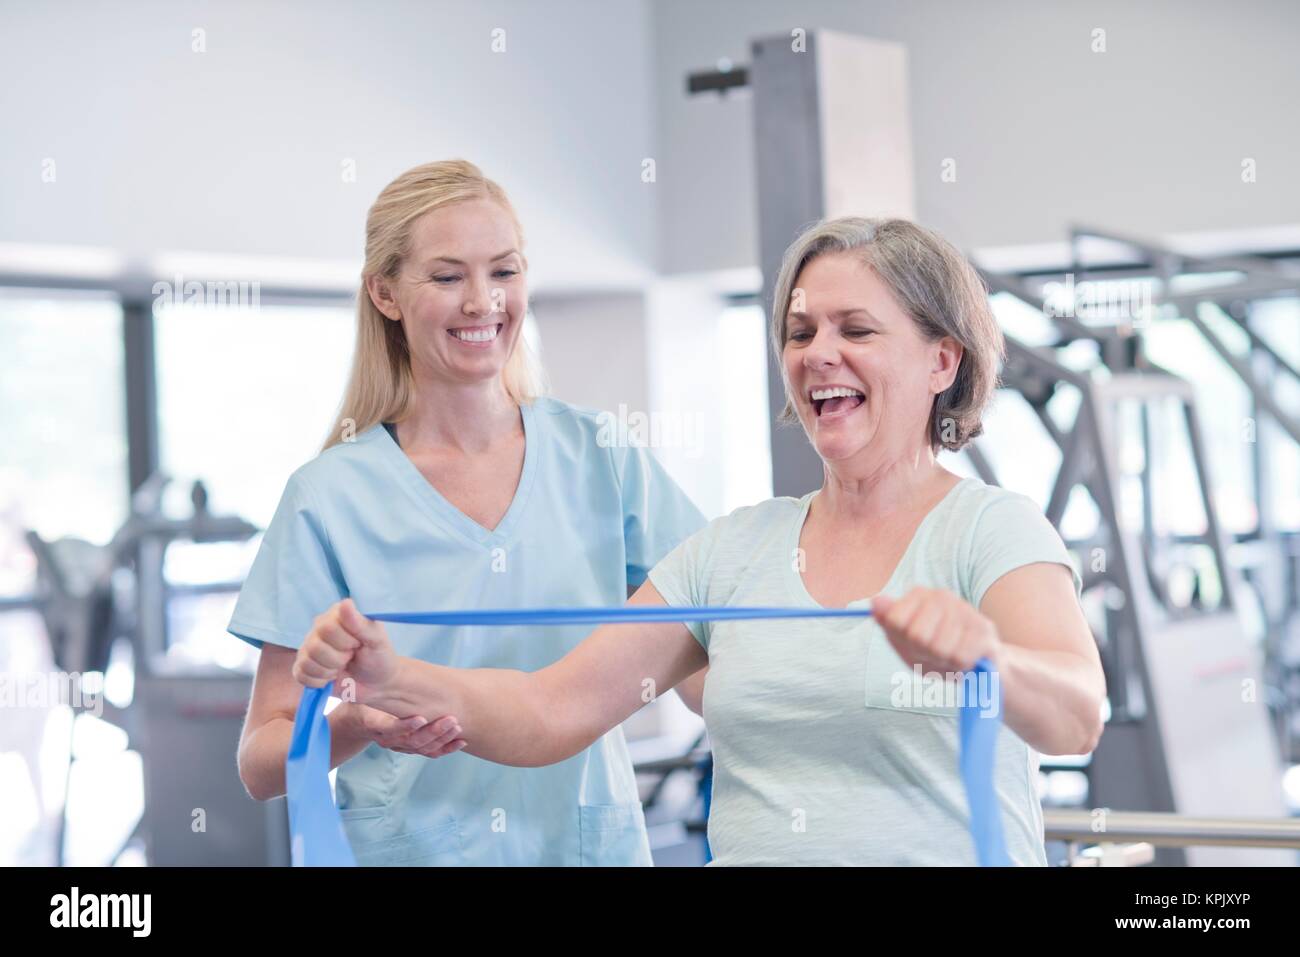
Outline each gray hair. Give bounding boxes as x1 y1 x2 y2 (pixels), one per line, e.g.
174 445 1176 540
770 217 1004 451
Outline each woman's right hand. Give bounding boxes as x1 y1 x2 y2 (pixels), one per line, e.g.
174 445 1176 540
350 703 467 758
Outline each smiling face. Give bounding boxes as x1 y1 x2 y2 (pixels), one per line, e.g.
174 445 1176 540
366 197 527 389
782 251 961 467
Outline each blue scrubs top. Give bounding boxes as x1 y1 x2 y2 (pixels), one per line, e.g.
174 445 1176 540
228 397 706 865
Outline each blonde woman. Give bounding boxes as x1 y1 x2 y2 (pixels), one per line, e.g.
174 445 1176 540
230 160 706 866
295 217 1106 866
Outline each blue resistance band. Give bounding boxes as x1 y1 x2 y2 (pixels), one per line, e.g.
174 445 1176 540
286 680 357 866
286 604 1010 867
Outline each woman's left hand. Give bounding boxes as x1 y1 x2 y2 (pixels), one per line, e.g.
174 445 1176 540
871 588 1002 676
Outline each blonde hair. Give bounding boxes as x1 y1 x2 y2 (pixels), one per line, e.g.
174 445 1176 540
770 217 1003 451
323 159 544 451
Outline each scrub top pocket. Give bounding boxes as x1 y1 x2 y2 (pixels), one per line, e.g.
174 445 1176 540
578 803 653 867
862 631 959 718
347 815 467 867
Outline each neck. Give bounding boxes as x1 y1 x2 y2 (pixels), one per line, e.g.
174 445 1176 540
396 364 519 453
817 442 949 525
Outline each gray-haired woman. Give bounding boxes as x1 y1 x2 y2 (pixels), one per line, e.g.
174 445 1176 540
293 217 1106 866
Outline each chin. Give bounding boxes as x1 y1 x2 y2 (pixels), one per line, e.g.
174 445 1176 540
813 439 865 462
810 421 877 462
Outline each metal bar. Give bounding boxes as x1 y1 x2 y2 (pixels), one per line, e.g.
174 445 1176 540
1045 403 1088 528
963 440 999 486
1030 399 1066 449
1182 399 1237 610
1184 308 1300 446
1226 302 1300 384
686 66 750 95
1044 809 1300 849
1079 383 1149 725
122 298 158 495
1070 223 1293 280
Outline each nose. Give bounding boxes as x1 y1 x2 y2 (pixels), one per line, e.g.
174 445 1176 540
802 325 842 371
461 272 492 319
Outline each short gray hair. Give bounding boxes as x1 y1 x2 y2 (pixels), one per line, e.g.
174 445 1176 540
770 217 1004 451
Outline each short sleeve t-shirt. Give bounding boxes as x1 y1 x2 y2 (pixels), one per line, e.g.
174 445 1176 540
648 477 1081 866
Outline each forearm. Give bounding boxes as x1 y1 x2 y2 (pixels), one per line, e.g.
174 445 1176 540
238 703 372 801
995 644 1105 756
363 657 569 767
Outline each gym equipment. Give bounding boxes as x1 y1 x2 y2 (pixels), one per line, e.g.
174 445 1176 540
688 29 1297 865
25 473 285 865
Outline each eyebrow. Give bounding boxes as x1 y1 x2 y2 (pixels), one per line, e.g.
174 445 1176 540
787 308 876 321
423 250 521 267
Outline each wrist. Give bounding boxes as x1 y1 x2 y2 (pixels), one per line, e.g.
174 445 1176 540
327 700 368 748
364 658 412 716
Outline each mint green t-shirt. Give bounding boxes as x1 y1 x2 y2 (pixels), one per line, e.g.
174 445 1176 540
647 477 1082 866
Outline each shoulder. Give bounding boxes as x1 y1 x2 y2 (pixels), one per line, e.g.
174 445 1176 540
933 479 1078 600
527 397 685 488
690 494 804 554
281 424 393 504
524 396 620 462
526 395 610 437
941 478 1050 533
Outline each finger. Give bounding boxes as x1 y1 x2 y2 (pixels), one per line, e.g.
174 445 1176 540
303 635 354 674
339 598 385 646
403 717 463 749
951 620 998 672
293 657 334 688
367 711 426 735
929 611 969 669
374 716 429 745
419 739 468 759
879 588 925 634
905 600 949 657
315 613 362 654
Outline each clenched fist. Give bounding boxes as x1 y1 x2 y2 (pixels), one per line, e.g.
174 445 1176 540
872 588 1002 675
294 598 400 703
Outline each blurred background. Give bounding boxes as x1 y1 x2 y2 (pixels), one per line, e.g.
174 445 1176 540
2 0 1299 866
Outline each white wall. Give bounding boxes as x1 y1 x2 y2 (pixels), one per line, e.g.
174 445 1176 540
0 0 658 292
532 293 649 415
8 0 1299 285
650 0 1300 273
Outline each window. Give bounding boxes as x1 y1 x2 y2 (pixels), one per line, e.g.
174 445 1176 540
154 300 356 528
0 291 126 593
151 299 356 669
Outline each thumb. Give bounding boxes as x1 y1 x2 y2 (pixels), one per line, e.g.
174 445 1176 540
871 594 894 620
339 598 382 644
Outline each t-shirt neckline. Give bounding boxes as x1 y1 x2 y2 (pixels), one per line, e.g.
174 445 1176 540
783 477 974 613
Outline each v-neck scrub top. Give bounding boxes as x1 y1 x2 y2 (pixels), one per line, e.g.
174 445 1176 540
228 397 706 866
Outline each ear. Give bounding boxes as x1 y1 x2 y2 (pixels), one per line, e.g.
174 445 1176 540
365 274 402 322
930 336 963 394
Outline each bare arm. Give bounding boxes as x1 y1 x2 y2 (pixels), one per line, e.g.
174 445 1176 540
237 644 372 801
979 563 1107 756
874 562 1106 757
237 644 465 801
361 582 708 767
